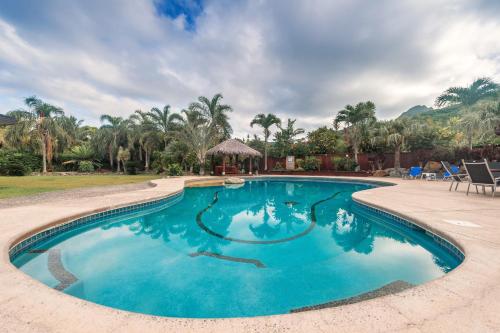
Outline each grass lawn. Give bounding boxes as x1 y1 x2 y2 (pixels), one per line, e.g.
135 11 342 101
0 174 162 199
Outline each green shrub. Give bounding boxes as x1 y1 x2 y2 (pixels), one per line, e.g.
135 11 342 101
332 156 344 171
0 151 35 176
6 158 31 176
303 156 321 171
125 161 139 175
273 162 284 170
167 163 183 176
332 156 358 171
0 150 40 175
78 160 94 173
295 158 304 169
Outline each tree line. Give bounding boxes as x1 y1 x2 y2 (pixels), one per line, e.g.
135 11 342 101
0 77 499 175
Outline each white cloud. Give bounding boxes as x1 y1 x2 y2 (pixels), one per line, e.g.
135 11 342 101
0 0 499 137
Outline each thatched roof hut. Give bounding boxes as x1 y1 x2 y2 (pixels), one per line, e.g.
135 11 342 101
0 114 16 126
206 139 262 157
206 139 262 175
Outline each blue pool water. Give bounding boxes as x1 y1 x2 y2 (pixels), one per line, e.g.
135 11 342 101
12 179 462 318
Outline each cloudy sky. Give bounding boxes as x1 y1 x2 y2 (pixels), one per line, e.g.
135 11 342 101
0 0 499 137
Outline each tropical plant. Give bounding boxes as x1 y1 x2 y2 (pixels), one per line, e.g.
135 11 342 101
116 146 130 173
435 77 498 109
178 108 216 175
167 163 183 176
274 118 305 157
129 110 159 171
99 115 128 170
436 78 499 149
6 96 65 173
78 160 94 172
61 143 97 169
303 156 321 171
334 101 376 164
369 119 412 169
189 93 233 141
250 113 281 170
307 126 338 154
331 156 358 171
0 151 37 176
146 105 183 151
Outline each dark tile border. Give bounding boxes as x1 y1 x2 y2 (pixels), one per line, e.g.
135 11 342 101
352 199 465 262
290 280 414 313
189 251 266 268
9 192 183 261
47 249 78 291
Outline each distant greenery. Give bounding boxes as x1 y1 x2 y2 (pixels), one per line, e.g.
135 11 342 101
1 77 499 177
303 156 321 171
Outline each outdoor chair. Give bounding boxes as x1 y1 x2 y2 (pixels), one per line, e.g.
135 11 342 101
441 161 467 191
462 159 500 197
404 166 422 179
489 161 500 179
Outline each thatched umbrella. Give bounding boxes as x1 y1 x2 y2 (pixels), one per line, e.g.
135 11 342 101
206 138 262 175
0 114 16 126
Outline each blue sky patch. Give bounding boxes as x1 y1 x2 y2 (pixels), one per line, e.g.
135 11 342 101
155 0 204 31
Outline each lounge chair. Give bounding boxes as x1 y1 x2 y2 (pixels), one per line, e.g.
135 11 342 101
462 159 500 197
404 166 422 179
441 161 467 191
489 161 500 179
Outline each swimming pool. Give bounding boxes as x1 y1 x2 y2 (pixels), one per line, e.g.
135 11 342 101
11 178 463 318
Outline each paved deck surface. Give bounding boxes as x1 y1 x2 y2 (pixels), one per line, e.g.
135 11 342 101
1 176 499 332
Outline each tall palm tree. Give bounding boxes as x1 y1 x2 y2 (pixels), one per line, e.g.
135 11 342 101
436 77 498 108
250 113 281 170
100 115 128 171
129 110 159 171
274 118 305 157
436 78 499 149
6 96 65 173
189 93 233 140
334 101 376 163
146 105 183 151
385 120 411 169
178 108 216 175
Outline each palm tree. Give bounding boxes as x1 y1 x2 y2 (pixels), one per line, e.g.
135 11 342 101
189 93 233 140
274 118 305 157
436 77 498 108
116 146 130 173
100 115 128 171
436 78 499 149
334 101 376 163
250 113 281 170
378 120 410 169
457 112 482 150
178 108 216 175
146 105 183 151
6 96 65 173
129 110 159 170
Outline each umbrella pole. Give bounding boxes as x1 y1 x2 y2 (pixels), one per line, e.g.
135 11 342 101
249 156 253 175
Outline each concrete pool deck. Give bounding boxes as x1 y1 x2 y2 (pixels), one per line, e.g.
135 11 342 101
1 176 499 332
